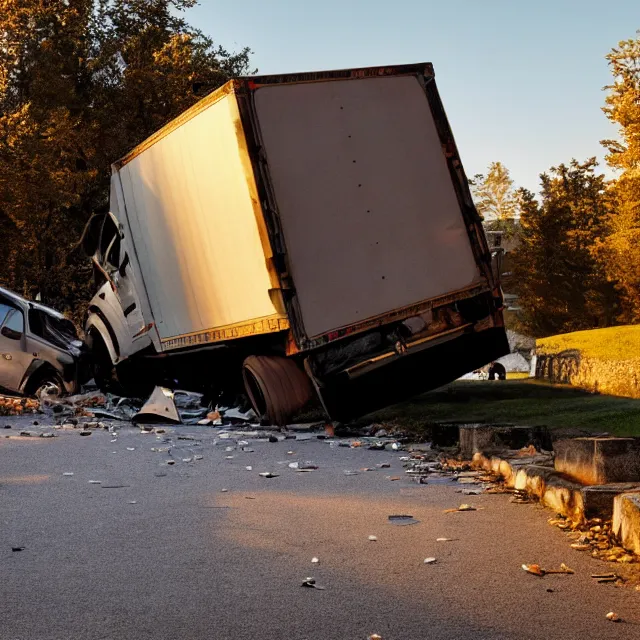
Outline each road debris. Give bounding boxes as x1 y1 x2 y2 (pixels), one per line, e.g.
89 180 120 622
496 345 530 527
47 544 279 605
436 538 456 542
369 635 383 640
606 612 621 622
388 515 420 526
510 490 530 504
368 535 378 542
12 546 25 552
62 472 74 476
444 504 477 513
258 472 279 478
344 470 359 476
423 557 437 564
591 573 620 583
88 480 102 484
522 563 574 577
311 557 319 564
79 430 92 436
301 577 325 590
133 387 181 424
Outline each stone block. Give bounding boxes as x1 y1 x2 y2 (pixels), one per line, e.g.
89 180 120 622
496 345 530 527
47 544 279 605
554 437 640 485
459 424 552 459
582 484 640 519
612 492 640 555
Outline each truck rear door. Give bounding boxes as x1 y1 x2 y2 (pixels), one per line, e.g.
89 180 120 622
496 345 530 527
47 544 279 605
251 71 482 341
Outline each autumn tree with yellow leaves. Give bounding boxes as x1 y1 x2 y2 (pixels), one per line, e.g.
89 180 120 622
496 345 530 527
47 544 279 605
596 31 640 322
0 0 251 318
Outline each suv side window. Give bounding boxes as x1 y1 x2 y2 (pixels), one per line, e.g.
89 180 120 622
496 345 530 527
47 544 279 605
1 308 24 341
0 302 13 327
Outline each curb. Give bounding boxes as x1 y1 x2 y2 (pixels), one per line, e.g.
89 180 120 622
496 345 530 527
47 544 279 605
472 452 640 555
613 493 640 555
471 452 584 522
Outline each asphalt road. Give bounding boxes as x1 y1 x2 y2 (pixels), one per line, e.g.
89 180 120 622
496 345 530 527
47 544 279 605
1 419 639 640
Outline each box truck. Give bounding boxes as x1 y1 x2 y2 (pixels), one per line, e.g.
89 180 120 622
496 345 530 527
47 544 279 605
83 63 509 424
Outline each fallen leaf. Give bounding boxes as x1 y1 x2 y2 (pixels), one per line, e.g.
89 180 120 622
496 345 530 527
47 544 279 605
522 563 545 576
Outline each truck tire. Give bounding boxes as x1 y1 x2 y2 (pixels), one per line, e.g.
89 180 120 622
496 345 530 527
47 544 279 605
242 356 313 426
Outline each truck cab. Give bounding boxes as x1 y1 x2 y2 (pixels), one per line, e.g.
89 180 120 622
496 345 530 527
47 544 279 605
83 189 157 394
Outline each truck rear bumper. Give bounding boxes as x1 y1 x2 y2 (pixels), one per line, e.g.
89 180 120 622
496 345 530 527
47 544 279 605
310 327 509 422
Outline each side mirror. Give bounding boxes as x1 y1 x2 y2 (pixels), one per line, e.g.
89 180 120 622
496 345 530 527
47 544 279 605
119 252 130 277
1 326 22 341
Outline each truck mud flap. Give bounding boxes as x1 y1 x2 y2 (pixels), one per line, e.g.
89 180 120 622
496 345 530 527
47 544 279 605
316 328 509 422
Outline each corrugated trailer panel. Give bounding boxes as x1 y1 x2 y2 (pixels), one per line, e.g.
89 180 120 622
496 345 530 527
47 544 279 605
116 90 283 343
252 74 481 339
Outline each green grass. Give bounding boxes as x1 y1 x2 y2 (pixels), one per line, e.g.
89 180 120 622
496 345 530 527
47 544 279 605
356 379 640 437
537 325 640 361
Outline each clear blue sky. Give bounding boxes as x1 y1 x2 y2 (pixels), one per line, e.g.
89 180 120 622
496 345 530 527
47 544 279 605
188 0 639 192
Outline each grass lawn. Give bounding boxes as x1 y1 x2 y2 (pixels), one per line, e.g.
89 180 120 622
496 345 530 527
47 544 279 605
356 379 640 437
537 325 640 361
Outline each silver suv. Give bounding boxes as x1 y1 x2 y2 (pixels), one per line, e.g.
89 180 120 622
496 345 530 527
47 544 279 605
0 287 89 397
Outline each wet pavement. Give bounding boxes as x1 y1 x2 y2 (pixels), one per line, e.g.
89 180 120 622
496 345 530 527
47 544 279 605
1 419 639 640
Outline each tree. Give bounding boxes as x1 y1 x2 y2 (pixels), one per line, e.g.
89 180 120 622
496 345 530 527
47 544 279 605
470 161 519 237
0 0 252 320
597 31 640 322
511 159 619 337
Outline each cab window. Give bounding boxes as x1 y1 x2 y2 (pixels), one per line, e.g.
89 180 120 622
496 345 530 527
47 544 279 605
99 215 121 270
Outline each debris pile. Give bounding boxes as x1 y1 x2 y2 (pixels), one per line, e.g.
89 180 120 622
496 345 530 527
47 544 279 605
399 451 497 494
547 515 638 565
0 395 39 416
35 385 260 429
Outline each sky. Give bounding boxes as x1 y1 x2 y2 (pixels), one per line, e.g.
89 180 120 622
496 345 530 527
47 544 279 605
187 0 640 192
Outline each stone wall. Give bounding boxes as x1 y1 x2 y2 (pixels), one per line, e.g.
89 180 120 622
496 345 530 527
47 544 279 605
535 350 640 398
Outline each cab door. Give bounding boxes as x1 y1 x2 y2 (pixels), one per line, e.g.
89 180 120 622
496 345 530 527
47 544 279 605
97 213 150 358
